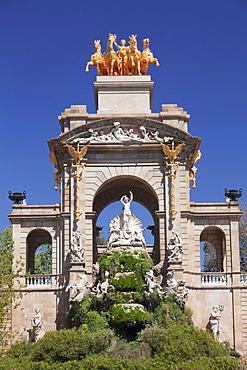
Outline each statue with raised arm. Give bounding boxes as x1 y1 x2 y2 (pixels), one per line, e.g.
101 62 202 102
107 191 146 250
120 191 133 230
114 39 129 75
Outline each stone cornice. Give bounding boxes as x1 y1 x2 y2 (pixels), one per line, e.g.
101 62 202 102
181 203 242 220
55 117 196 144
47 117 201 169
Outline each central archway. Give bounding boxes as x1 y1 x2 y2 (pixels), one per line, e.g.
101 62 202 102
92 176 160 263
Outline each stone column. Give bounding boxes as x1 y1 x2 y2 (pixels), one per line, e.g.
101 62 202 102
155 211 166 262
85 211 97 285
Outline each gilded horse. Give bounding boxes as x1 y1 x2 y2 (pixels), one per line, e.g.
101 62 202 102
140 38 160 75
128 34 141 75
85 39 107 75
103 33 119 75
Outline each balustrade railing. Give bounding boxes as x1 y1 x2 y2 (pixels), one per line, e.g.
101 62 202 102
240 273 247 283
26 274 62 287
200 273 227 284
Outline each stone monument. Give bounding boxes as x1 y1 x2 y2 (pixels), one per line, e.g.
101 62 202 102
8 33 245 355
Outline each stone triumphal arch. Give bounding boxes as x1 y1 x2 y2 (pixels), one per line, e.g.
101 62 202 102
8 34 246 354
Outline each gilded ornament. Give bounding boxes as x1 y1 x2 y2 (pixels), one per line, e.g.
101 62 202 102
189 149 202 189
161 141 184 220
85 33 160 76
49 150 61 191
67 142 90 222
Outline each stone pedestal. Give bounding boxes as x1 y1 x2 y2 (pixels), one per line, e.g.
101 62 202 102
168 264 184 281
69 263 86 284
94 75 154 114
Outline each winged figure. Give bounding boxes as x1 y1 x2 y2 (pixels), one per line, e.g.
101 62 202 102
161 142 184 162
66 142 90 164
192 149 202 165
49 150 58 166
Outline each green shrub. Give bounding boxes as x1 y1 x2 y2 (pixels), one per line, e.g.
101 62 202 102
0 358 53 370
98 250 153 279
67 298 91 328
107 340 149 361
76 355 154 370
110 273 143 292
109 305 152 329
30 329 113 363
82 311 109 332
177 356 239 370
98 252 120 277
153 300 190 327
5 341 32 358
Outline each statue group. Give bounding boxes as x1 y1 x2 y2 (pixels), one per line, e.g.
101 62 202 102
107 191 146 250
86 33 160 76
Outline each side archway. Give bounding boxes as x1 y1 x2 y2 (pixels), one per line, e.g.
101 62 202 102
26 229 52 274
200 226 226 272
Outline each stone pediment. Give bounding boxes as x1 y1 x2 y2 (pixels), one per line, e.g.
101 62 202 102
48 117 201 168
56 117 200 146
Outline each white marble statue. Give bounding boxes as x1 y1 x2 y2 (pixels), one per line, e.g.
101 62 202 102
166 269 177 291
107 192 146 250
145 269 164 295
111 122 130 141
73 122 173 144
66 273 89 301
175 280 189 308
30 308 42 342
209 305 224 340
92 262 99 283
93 270 111 296
120 191 133 230
167 232 184 263
70 231 84 263
164 271 189 308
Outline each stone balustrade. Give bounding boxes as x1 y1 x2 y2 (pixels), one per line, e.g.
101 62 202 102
26 274 62 287
200 273 227 284
240 274 247 283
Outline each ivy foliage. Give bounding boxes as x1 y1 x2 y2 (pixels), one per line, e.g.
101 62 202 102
240 203 247 271
110 273 143 292
0 226 23 350
98 249 153 279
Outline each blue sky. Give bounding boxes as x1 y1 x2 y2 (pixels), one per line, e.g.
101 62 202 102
1 0 247 241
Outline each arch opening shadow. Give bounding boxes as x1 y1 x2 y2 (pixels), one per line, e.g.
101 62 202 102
200 227 226 272
26 229 52 274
